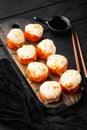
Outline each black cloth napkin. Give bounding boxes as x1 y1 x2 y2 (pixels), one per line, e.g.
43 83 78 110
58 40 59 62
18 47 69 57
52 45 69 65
0 58 87 130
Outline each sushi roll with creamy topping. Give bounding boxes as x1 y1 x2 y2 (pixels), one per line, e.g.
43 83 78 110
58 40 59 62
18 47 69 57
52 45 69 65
47 54 68 75
59 69 82 93
7 28 25 49
24 23 43 42
26 62 48 82
36 39 56 60
17 45 37 65
39 81 61 104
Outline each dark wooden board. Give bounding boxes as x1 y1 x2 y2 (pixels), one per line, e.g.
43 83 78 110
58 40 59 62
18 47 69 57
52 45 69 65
0 18 82 107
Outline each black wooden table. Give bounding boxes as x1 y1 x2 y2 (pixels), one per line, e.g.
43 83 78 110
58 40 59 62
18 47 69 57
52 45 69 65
0 0 87 130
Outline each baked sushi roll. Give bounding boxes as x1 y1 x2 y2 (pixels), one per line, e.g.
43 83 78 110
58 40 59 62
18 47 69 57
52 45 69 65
59 69 82 93
17 45 37 65
39 81 61 104
47 54 68 75
36 39 56 60
24 23 43 42
26 62 48 82
7 28 25 49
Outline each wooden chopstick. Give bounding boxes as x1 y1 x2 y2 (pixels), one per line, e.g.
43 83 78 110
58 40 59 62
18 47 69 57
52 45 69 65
75 32 87 78
72 30 81 72
72 29 87 78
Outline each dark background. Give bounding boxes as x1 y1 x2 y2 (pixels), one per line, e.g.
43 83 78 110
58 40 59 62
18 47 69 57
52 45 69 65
0 0 87 129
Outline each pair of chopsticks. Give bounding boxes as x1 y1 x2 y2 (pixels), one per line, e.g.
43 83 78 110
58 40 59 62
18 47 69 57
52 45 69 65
71 28 87 80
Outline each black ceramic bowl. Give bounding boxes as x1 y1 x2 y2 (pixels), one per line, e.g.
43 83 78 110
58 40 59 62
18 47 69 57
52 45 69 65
34 16 71 33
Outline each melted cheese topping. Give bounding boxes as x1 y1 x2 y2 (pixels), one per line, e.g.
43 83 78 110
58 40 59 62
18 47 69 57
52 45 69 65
47 54 68 69
60 69 82 90
27 62 48 77
7 28 25 44
25 24 43 37
17 45 36 59
40 81 61 99
37 39 56 54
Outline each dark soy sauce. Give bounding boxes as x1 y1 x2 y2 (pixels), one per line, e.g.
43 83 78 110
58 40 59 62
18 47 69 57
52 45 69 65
49 16 68 31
